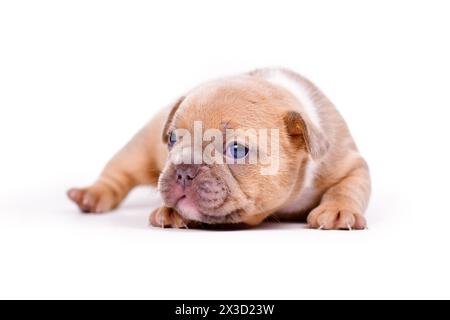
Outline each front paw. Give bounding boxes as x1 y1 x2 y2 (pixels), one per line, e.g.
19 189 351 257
307 204 367 230
149 206 188 229
67 186 117 214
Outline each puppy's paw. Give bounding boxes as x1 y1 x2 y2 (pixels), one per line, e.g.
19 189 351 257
67 186 117 214
307 204 367 230
149 207 188 229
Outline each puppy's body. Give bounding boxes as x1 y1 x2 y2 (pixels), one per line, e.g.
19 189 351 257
68 68 370 230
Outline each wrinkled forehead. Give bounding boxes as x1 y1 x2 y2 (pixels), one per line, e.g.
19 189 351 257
173 77 285 131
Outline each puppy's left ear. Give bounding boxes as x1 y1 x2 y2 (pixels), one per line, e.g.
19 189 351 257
283 111 329 160
161 96 185 143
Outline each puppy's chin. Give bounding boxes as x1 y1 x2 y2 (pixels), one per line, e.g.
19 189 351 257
175 197 243 224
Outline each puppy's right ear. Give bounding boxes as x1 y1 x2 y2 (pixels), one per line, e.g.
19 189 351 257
162 96 185 143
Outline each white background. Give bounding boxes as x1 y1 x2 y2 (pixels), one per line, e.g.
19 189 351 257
1 0 449 300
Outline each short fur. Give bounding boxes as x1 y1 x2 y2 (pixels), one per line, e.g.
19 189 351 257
68 68 371 230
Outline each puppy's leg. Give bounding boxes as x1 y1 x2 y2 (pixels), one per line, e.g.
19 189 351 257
307 158 371 230
68 121 165 213
149 206 189 229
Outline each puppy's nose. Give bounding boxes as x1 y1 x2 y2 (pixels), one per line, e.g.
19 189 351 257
176 165 200 187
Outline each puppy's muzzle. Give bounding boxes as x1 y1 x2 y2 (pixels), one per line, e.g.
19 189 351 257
174 164 228 212
196 177 228 211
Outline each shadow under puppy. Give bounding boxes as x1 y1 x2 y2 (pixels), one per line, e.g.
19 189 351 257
68 68 371 230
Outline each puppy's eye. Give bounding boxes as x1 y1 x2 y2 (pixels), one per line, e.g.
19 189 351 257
227 142 249 159
168 131 177 147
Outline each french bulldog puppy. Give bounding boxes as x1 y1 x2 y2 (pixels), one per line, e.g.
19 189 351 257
68 68 371 230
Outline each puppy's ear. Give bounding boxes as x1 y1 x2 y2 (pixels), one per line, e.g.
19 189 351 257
162 96 185 143
283 111 329 160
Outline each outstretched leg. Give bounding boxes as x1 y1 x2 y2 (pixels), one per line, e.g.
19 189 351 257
307 158 371 230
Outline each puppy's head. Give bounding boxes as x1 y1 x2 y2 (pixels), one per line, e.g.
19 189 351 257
158 76 328 225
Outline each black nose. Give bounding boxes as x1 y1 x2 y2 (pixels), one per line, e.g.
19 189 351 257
176 165 200 187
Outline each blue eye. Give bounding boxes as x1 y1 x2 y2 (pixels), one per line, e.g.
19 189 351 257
228 142 249 159
168 132 177 147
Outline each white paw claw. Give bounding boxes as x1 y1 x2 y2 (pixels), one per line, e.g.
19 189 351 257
160 214 165 229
